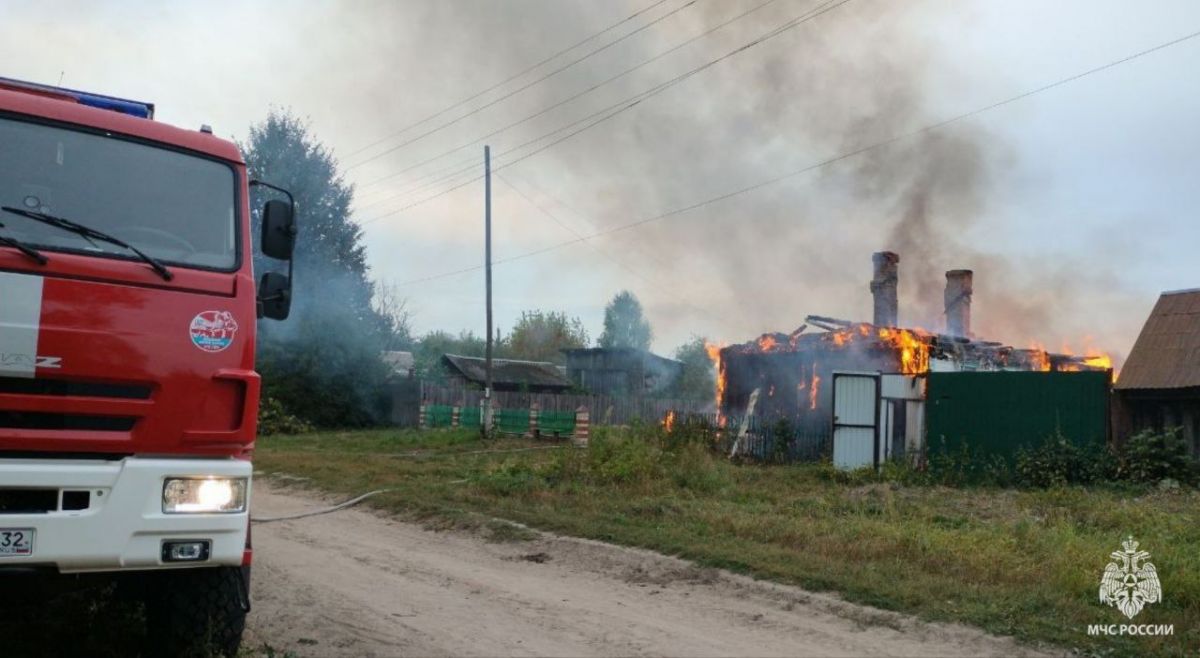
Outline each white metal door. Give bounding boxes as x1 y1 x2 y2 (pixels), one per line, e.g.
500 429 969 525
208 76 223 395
832 373 879 470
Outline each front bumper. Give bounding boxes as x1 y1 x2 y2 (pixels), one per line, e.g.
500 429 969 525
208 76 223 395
0 457 250 573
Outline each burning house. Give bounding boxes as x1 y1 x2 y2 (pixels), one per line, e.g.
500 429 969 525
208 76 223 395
712 252 1112 465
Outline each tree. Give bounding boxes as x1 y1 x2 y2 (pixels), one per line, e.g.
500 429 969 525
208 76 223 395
242 110 391 427
244 111 372 314
670 336 716 401
598 290 652 350
373 280 414 352
507 311 588 364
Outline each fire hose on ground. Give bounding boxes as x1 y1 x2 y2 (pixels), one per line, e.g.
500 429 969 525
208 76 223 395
251 489 393 524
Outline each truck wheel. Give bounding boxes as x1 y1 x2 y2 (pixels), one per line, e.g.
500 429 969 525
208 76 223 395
145 566 249 657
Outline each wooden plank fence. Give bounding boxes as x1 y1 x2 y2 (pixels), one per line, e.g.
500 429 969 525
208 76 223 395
419 381 713 426
412 382 831 463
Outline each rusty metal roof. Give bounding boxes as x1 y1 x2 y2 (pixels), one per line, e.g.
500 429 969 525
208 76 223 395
1114 289 1200 390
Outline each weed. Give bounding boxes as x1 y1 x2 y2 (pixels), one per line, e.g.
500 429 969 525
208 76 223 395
257 428 1200 657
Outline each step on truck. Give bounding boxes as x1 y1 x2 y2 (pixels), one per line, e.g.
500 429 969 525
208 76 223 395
0 77 296 656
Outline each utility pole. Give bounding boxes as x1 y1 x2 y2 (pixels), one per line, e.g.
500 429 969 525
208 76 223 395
483 145 494 439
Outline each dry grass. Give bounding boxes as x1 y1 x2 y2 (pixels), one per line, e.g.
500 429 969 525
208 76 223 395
256 426 1200 657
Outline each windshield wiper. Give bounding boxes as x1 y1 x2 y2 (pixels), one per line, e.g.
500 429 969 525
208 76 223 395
0 223 48 265
0 206 172 281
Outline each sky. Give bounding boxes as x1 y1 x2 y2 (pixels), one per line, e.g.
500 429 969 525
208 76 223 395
2 0 1198 364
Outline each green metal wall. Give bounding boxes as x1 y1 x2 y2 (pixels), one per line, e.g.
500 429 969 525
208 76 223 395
926 371 1109 460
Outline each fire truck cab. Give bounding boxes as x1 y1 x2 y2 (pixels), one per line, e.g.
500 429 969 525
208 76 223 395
0 77 294 655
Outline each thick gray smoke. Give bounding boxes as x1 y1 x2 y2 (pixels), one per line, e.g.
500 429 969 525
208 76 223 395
328 0 1143 361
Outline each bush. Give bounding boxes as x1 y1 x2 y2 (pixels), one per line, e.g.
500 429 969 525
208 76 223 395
257 395 314 436
763 418 795 464
928 427 1198 489
668 442 731 493
586 432 664 484
1014 432 1113 488
921 439 1016 487
1117 427 1198 485
257 312 393 429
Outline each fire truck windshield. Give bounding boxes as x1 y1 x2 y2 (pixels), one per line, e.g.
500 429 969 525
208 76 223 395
0 116 237 271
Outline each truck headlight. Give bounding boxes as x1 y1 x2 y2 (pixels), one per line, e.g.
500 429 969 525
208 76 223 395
162 477 247 514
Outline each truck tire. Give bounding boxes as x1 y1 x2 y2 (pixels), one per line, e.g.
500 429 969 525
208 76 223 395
145 566 249 657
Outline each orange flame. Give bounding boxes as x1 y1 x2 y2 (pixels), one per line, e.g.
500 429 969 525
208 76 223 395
808 324 932 375
876 327 930 375
1038 338 1116 379
1072 337 1116 377
663 410 676 432
809 364 820 410
757 335 778 351
705 341 727 425
1027 342 1052 371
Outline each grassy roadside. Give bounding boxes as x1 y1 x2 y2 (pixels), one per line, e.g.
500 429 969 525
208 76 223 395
255 427 1200 657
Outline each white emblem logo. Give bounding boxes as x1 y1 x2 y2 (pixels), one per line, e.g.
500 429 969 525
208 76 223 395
1099 537 1162 619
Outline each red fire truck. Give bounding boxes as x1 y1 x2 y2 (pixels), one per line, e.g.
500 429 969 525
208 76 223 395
0 77 295 655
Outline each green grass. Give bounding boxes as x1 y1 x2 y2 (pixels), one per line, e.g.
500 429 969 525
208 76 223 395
256 426 1200 657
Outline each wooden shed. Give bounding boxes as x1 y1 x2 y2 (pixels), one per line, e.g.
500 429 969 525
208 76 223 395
561 348 682 397
1113 288 1200 454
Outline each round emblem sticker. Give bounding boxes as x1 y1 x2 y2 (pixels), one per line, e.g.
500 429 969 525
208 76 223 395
189 311 239 353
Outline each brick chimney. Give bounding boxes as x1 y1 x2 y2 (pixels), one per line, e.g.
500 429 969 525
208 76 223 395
870 252 899 327
944 269 973 337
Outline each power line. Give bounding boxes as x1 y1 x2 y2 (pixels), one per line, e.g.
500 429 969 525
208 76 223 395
497 171 665 284
360 93 650 223
390 25 1200 286
499 169 677 272
345 0 700 172
356 0 835 214
355 75 673 213
497 171 740 331
358 0 850 225
341 0 673 162
355 90 650 211
354 0 784 198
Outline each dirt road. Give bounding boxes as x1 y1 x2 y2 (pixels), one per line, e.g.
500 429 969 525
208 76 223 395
246 484 1055 657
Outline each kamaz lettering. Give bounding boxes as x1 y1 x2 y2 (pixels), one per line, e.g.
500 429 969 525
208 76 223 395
0 353 62 368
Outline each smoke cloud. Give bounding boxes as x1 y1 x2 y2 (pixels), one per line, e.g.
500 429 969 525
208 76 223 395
0 0 1156 364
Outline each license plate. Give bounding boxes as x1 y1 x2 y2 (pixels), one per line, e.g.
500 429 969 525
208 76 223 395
0 528 34 556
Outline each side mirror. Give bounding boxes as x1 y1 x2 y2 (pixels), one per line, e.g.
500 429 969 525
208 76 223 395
258 272 291 320
261 199 296 260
